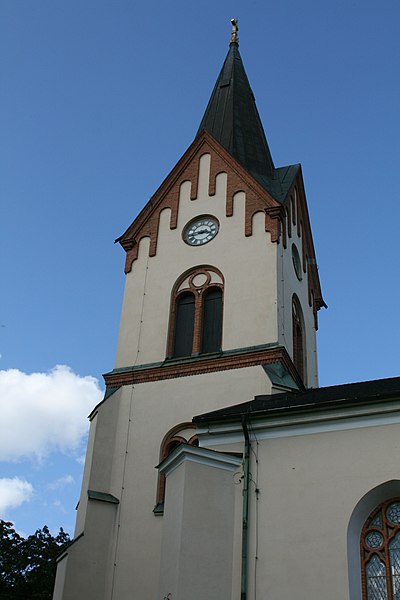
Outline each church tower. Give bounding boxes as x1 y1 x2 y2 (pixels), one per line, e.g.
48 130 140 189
53 22 324 600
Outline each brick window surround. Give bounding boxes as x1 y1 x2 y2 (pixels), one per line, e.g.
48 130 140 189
167 266 224 358
154 422 198 513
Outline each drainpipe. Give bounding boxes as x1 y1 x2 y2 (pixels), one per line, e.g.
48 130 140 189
241 415 250 600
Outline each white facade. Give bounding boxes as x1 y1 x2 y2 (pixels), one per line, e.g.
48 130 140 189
54 137 311 598
115 154 281 369
276 190 319 387
196 396 400 599
52 38 354 600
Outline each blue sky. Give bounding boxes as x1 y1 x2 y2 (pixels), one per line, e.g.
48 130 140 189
1 1 400 536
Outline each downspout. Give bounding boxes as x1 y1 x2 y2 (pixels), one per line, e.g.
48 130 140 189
241 415 250 600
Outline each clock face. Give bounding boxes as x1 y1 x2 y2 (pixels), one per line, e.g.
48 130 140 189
183 216 219 246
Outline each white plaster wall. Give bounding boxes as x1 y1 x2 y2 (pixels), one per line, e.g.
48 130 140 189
158 461 185 599
159 455 240 600
61 499 119 600
245 422 400 600
277 215 318 386
61 406 400 600
167 416 400 600
52 554 67 600
74 412 97 537
115 153 279 368
102 366 271 599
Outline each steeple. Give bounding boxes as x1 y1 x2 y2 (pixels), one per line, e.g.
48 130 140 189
53 24 326 600
197 21 298 203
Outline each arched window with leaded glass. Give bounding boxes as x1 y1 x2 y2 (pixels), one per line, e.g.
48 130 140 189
361 498 400 599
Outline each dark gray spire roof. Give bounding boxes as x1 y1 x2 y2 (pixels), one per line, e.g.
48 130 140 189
197 42 298 202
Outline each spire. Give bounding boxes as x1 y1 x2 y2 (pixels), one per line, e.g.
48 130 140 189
197 20 276 186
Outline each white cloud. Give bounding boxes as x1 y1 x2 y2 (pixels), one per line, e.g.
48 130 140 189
47 474 75 490
0 365 103 461
76 454 86 465
0 477 33 514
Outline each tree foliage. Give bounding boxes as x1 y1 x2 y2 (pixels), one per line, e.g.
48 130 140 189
0 520 70 600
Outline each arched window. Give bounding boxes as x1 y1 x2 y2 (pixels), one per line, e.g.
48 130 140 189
361 498 400 599
168 266 224 358
154 423 198 514
202 287 223 354
173 292 195 357
292 295 306 383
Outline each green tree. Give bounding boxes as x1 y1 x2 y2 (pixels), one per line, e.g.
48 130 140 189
0 521 26 596
0 521 70 600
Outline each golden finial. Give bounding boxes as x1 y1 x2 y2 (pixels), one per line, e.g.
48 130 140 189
230 18 239 44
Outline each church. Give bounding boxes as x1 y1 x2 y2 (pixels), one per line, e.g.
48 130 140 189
53 21 400 600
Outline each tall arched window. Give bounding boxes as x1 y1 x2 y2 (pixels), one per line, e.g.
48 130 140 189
292 295 306 383
361 498 400 599
168 266 224 358
173 292 195 357
202 287 223 354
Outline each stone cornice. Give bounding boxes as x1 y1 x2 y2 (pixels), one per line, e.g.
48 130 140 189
158 444 243 477
196 399 400 447
103 344 302 388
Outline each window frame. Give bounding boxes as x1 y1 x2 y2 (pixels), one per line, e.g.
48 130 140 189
173 291 196 358
292 294 306 384
201 286 223 354
154 423 198 514
360 497 400 599
167 266 224 358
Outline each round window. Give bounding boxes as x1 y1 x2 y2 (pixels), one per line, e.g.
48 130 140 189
292 244 302 281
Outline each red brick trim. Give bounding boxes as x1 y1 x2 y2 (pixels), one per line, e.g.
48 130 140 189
116 131 325 321
265 205 287 246
118 131 280 274
187 434 199 446
155 423 197 509
166 265 224 358
104 346 301 388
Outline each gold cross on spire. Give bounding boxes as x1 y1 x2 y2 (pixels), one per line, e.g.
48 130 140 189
230 18 239 44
